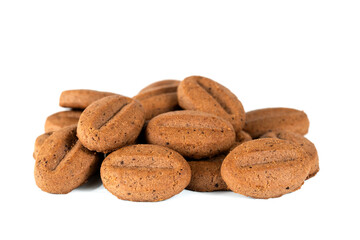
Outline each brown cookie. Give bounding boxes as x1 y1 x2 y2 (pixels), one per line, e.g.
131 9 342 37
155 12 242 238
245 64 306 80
236 130 252 143
138 79 180 94
134 80 180 120
244 107 309 138
177 76 246 132
44 110 82 132
186 154 228 192
100 144 191 202
33 131 53 159
221 138 311 199
59 89 116 109
77 95 145 153
145 110 236 159
261 130 319 179
34 125 102 194
229 130 253 151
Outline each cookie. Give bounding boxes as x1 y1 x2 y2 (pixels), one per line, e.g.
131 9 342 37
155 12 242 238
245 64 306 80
33 131 53 159
261 130 319 179
230 130 253 151
77 95 145 153
44 110 82 132
59 89 116 109
138 79 180 94
221 138 311 199
186 154 228 192
100 144 191 202
177 76 246 132
145 110 236 159
34 125 102 194
244 107 309 138
134 80 180 120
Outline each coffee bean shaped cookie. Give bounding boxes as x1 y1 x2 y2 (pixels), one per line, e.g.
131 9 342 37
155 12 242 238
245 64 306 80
34 125 102 194
186 154 228 192
77 95 145 153
261 130 319 179
100 144 191 202
221 138 311 199
244 107 309 138
177 76 246 132
44 110 82 132
60 89 116 109
138 79 180 94
145 110 236 159
134 80 180 120
33 131 53 159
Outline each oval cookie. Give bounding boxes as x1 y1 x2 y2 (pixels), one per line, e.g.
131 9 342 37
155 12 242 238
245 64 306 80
100 144 191 202
34 125 102 194
59 89 117 109
221 138 311 199
177 76 246 132
77 95 145 153
145 110 236 159
244 107 309 138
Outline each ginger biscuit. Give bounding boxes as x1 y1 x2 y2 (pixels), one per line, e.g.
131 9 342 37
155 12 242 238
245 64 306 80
100 144 191 202
177 76 246 132
145 110 236 159
59 89 116 109
134 80 180 120
44 110 82 132
244 107 309 138
77 95 145 153
221 138 311 199
186 154 228 192
34 125 102 194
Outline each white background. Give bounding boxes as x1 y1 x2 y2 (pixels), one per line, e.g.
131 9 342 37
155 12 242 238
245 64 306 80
1 1 359 239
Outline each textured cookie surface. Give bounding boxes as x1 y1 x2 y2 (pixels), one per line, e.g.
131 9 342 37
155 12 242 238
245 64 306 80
44 110 82 132
145 110 236 159
244 107 309 138
261 130 319 179
134 80 180 120
230 130 253 151
59 89 116 109
221 138 311 199
138 80 180 94
77 95 145 153
177 76 246 132
34 125 102 194
33 131 53 159
187 154 228 192
100 144 191 202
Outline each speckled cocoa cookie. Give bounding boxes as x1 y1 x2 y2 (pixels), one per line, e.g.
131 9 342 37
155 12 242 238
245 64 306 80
186 154 228 192
100 144 191 202
59 89 117 109
77 95 145 153
33 131 53 159
134 80 180 120
138 79 180 94
145 110 236 159
44 110 82 132
261 130 319 179
177 76 246 132
34 125 102 194
230 130 253 151
221 138 311 199
244 107 310 138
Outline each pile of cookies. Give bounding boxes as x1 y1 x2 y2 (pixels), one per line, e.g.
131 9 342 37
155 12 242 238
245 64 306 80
33 76 319 201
